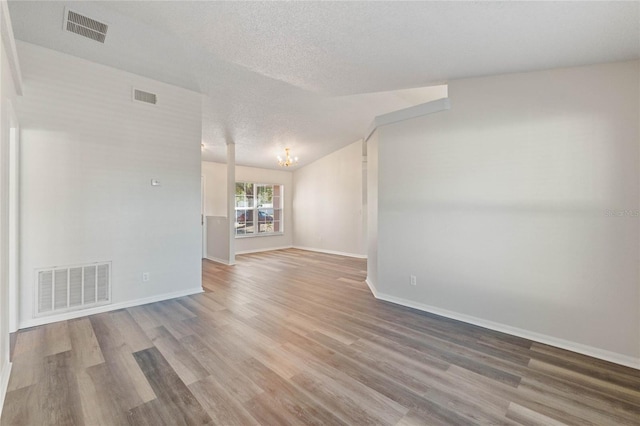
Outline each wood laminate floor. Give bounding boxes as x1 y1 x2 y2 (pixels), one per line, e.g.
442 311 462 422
2 249 639 425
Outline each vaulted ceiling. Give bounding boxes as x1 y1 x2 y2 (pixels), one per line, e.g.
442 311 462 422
8 1 640 169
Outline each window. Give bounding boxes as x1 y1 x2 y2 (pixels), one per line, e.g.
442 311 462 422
235 182 283 237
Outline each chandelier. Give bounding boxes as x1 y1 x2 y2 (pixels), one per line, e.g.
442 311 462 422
277 148 298 167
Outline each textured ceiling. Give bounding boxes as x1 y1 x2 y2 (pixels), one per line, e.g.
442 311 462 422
8 1 640 169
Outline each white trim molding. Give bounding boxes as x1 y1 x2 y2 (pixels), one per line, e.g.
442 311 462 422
293 246 367 259
366 285 640 370
365 277 378 297
365 97 450 143
204 256 235 266
19 287 203 329
236 245 294 256
0 360 11 416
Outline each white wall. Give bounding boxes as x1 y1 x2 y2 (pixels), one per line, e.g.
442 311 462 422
0 1 19 412
293 140 366 257
202 161 293 254
373 61 640 366
17 42 203 327
202 160 226 217
205 216 229 262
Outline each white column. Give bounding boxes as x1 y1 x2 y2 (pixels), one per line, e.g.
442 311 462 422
227 142 236 265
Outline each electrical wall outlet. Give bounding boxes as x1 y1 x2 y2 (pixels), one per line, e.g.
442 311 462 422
410 275 417 286
142 272 150 282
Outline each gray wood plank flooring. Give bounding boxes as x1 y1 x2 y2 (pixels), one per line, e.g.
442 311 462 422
1 249 639 425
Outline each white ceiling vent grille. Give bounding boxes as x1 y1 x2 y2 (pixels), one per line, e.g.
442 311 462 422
63 9 108 43
133 89 158 105
35 262 111 317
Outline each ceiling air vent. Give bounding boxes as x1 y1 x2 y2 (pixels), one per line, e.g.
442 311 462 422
133 89 158 105
63 9 108 43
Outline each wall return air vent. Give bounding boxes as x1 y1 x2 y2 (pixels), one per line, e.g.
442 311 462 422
63 9 108 43
133 89 158 105
35 262 111 317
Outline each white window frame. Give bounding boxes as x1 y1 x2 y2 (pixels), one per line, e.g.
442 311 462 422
235 182 284 238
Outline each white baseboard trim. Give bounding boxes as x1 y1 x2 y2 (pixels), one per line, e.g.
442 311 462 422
0 360 11 416
18 287 204 330
204 256 235 266
236 245 293 255
367 286 640 370
365 277 378 297
293 246 367 259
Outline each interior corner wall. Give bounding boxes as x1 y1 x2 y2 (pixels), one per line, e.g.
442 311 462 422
292 140 366 257
376 60 640 365
17 42 203 327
